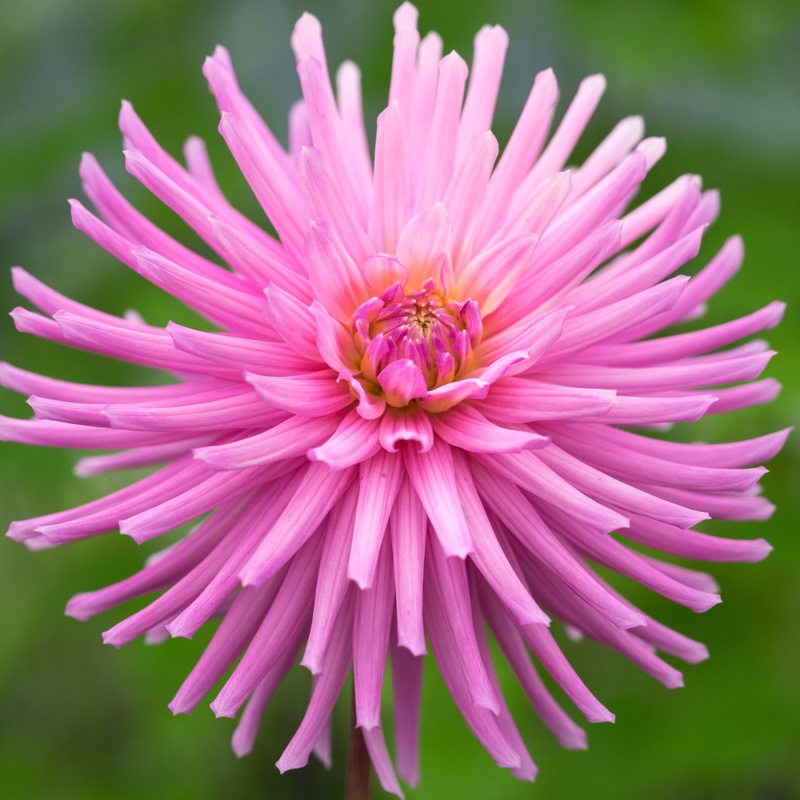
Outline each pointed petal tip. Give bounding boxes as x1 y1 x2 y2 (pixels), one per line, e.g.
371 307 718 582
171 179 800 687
666 672 685 690
100 629 124 649
767 299 787 321
209 698 237 719
637 136 667 167
118 520 152 544
495 748 522 771
521 611 552 628
584 73 607 91
751 538 773 561
64 594 94 621
511 764 538 783
78 150 98 172
615 611 649 631
569 734 589 751
588 707 616 724
6 522 30 542
164 619 192 640
10 265 31 291
25 536 53 551
694 594 722 613
166 699 186 716
469 692 501 717
684 642 710 664
276 749 309 774
294 11 322 36
394 2 419 28
118 98 134 121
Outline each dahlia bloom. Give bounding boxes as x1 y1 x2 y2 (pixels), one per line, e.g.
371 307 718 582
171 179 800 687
3 2 786 793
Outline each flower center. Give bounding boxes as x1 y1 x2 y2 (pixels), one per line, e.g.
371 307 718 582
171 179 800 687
350 276 482 407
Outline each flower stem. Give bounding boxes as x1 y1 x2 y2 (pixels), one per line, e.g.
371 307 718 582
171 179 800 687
345 691 371 800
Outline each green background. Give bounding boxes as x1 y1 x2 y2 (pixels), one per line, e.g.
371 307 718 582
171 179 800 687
1 0 798 798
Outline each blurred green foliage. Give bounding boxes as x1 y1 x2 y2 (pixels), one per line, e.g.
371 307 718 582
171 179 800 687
1 0 798 798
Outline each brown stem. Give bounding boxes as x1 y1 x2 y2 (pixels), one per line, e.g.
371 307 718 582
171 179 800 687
345 690 371 800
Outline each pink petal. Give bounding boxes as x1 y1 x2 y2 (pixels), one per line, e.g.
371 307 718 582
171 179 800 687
119 460 301 544
369 102 409 254
377 359 428 407
471 68 558 254
263 282 320 362
472 462 645 630
456 234 539 316
403 437 473 558
362 726 405 798
452 449 550 627
349 449 404 589
301 481 359 674
167 473 305 638
478 584 587 749
468 575 538 782
217 111 308 262
170 578 288 715
209 212 311 298
423 553 520 768
276 589 355 773
246 370 354 416
424 533 500 714
296 53 367 223
308 409 382 469
192 414 341 471
379 408 434 453
212 534 323 718
396 203 452 289
168 322 321 376
353 535 394 729
297 147 373 267
569 115 645 199
304 220 370 324
517 73 607 200
238 463 356 587
456 25 508 157
103 385 287 432
417 52 468 209
390 639 424 786
335 60 373 200
445 131 498 269
431 405 550 454
338 370 388 419
65 497 244 621
310 300 360 372
480 378 616 423
231 620 307 757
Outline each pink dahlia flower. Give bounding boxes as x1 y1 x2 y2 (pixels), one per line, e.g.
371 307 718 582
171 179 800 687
4 2 786 794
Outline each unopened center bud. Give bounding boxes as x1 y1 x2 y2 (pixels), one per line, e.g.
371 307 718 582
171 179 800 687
350 277 483 407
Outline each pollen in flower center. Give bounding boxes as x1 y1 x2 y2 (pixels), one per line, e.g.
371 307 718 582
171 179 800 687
351 274 482 407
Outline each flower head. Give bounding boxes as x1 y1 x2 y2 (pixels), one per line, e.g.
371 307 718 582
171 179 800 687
3 2 786 793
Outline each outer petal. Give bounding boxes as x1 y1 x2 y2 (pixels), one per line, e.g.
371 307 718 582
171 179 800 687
403 437 473 558
349 449 404 589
